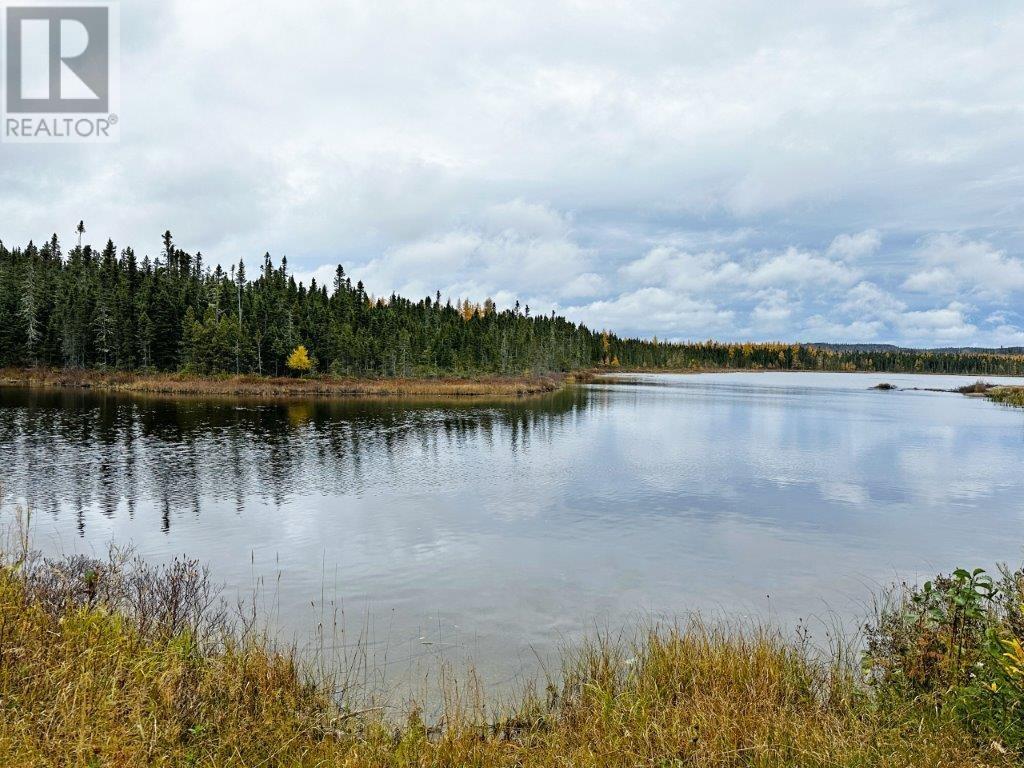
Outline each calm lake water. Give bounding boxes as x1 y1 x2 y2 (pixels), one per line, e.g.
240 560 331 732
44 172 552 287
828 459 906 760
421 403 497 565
2 372 1024 693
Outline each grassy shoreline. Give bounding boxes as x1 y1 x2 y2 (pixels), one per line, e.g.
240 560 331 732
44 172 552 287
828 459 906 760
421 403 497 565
3 367 1022 411
0 540 1021 766
0 367 569 399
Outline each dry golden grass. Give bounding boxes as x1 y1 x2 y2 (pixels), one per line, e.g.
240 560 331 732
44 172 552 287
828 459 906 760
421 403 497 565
988 386 1024 408
0 549 1012 768
0 367 565 399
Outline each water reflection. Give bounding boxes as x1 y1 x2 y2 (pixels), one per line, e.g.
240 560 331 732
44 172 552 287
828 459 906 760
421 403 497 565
1 373 1023 693
0 387 590 530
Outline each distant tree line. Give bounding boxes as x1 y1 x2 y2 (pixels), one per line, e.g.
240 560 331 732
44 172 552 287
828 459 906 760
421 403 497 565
604 339 1024 377
1 229 1023 378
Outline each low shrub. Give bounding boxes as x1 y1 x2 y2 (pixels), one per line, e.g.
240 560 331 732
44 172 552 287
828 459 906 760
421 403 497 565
865 565 1024 754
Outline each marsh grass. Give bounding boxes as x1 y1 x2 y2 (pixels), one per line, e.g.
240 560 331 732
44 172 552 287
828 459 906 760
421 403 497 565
988 386 1024 407
0 367 565 399
0 544 1014 767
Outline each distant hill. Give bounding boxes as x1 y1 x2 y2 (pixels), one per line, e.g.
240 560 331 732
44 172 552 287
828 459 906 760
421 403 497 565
807 343 1024 355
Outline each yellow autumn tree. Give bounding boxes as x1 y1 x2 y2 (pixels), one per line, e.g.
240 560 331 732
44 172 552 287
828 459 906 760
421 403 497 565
286 345 313 375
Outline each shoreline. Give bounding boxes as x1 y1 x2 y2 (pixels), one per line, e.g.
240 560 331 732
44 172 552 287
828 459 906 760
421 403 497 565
0 544 1018 765
0 367 570 400
2 366 1021 407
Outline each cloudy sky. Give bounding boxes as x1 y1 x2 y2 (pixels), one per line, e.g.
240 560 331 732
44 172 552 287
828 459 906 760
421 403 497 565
3 0 1024 346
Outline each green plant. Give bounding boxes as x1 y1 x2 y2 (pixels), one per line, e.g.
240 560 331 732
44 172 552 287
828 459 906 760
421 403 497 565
922 569 996 676
865 566 1024 756
957 568 1024 752
865 568 996 695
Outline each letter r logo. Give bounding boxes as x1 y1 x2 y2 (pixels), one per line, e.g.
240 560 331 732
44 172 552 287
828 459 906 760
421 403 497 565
5 5 109 113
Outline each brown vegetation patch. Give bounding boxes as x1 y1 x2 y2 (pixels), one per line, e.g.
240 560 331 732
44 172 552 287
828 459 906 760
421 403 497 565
0 367 566 400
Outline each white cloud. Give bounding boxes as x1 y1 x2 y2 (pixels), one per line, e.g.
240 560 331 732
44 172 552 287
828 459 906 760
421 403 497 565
562 272 608 299
905 235 1024 298
896 303 977 342
347 201 596 305
990 326 1024 345
618 247 743 292
902 268 957 293
839 282 906 319
481 199 571 239
750 290 793 329
826 230 881 261
801 317 886 342
618 244 859 295
565 288 734 338
599 242 866 338
747 248 859 289
985 311 1016 327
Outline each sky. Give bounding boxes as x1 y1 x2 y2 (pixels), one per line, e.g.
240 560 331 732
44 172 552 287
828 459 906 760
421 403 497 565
3 0 1024 346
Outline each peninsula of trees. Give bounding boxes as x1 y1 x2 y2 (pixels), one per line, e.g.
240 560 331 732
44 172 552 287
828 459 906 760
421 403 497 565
2 229 1024 380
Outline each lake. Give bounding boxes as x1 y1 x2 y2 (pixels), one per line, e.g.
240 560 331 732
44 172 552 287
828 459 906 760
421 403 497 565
2 371 1023 695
